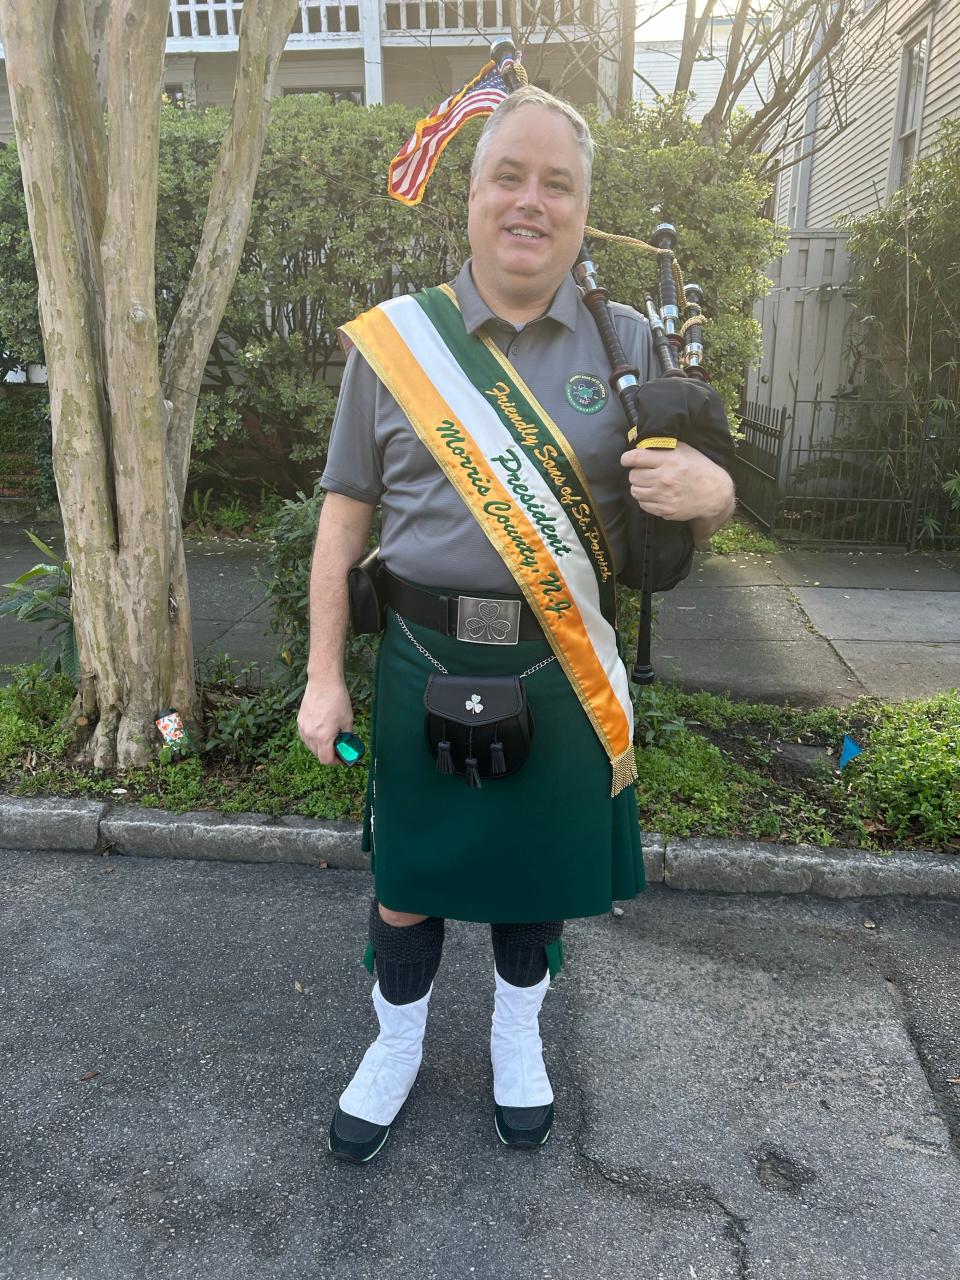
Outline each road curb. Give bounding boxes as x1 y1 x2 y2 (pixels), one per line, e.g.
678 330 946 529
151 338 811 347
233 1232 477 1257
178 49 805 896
1 794 957 900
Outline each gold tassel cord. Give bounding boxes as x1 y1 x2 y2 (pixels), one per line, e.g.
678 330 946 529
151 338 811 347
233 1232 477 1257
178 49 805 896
678 314 708 336
582 225 705 331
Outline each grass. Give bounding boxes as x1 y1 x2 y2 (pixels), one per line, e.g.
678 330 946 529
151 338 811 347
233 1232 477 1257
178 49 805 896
2 664 957 854
709 517 780 556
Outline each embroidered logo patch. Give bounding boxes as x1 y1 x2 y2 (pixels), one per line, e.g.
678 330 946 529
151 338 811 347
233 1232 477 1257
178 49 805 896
565 372 607 414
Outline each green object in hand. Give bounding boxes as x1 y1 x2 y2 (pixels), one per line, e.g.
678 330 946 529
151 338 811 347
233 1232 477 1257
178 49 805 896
334 731 366 765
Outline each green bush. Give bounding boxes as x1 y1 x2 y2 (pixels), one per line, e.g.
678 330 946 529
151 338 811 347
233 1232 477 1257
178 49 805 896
587 99 781 412
256 484 381 697
205 685 300 765
0 663 73 773
844 119 960 539
0 389 55 508
0 96 781 499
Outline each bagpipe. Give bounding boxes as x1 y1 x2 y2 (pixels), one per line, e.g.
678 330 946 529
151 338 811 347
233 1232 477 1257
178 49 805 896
487 39 734 684
377 37 735 683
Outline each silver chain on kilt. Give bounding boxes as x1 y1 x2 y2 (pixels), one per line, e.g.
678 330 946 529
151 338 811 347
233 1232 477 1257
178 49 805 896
394 613 556 679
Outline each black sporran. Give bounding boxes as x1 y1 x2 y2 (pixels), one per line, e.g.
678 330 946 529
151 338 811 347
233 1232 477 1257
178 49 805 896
424 673 534 789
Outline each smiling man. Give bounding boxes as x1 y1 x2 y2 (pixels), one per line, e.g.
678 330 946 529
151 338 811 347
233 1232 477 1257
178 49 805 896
298 86 734 1165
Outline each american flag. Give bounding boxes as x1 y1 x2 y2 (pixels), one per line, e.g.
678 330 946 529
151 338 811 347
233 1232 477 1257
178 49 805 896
387 61 512 207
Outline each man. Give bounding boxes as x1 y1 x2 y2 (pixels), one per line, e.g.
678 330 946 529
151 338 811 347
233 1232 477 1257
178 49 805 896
297 86 734 1164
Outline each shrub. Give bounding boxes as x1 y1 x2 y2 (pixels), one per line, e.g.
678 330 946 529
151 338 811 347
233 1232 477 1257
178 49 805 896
0 97 782 499
256 484 381 698
0 390 55 508
204 685 300 765
844 120 960 540
844 693 960 846
0 663 73 773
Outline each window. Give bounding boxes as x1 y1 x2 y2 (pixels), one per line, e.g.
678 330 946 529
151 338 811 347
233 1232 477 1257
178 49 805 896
282 87 364 105
891 31 929 191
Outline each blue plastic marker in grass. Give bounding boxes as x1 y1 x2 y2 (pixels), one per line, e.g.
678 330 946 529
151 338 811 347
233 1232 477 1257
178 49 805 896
839 735 862 769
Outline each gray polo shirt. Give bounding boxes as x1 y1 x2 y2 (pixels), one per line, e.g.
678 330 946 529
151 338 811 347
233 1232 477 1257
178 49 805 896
320 260 654 592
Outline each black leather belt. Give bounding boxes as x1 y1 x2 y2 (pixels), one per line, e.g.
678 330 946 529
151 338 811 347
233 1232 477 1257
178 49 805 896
381 570 544 644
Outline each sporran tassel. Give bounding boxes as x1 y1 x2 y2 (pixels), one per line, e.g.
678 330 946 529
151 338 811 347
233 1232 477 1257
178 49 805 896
489 731 506 775
465 728 482 790
436 721 455 775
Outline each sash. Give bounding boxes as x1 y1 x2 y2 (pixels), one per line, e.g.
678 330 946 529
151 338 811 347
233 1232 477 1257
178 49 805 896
340 285 637 796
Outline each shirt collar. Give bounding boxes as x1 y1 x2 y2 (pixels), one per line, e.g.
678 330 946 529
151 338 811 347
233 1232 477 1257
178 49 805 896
453 259 580 335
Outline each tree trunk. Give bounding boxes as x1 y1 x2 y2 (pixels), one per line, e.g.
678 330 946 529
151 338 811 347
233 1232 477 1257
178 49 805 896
1 0 299 770
616 0 637 118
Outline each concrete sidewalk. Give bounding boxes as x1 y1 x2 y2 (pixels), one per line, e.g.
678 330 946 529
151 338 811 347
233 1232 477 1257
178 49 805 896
2 521 958 703
657 546 960 704
1 848 958 1280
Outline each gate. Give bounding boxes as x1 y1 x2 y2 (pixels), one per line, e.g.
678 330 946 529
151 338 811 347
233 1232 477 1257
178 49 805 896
732 399 960 548
732 400 788 532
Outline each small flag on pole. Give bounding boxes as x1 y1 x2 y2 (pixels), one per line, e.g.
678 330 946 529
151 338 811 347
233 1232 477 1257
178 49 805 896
387 60 513 206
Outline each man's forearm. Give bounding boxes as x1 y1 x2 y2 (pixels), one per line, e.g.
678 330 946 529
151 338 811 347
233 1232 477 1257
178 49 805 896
305 494 375 685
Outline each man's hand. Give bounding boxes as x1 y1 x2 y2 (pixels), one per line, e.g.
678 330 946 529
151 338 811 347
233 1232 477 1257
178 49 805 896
297 679 355 765
620 439 734 524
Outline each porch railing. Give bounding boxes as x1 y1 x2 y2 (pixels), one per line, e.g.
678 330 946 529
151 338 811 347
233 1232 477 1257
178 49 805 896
168 0 361 39
166 0 589 40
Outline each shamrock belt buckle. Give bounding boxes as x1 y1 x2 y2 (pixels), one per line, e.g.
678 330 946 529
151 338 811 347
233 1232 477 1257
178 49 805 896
456 595 521 645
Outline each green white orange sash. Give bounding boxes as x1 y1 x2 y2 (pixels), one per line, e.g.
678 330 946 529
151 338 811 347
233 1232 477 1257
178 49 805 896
341 285 637 796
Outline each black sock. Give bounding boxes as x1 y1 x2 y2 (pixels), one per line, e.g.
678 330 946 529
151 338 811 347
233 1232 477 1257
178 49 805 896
490 920 564 987
368 896 445 1005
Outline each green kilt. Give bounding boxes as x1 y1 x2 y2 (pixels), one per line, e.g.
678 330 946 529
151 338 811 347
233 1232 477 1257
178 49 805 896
362 599 645 923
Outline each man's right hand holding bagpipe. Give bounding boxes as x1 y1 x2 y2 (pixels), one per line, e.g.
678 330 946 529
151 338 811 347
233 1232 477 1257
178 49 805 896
620 377 736 547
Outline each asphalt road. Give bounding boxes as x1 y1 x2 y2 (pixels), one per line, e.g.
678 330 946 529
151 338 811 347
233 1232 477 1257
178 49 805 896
1 848 958 1280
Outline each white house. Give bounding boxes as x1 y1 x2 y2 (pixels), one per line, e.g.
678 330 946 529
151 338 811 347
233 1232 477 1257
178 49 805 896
0 0 623 142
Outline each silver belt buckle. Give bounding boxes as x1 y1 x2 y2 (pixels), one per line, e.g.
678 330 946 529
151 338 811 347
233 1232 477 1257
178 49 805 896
456 595 521 645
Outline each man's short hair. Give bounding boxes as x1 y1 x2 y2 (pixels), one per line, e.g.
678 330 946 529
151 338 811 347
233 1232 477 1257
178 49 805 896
470 85 594 196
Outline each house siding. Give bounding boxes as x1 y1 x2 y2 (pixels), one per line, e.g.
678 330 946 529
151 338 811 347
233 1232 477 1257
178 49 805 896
804 24 900 226
921 0 960 157
633 38 768 121
804 0 959 227
751 0 960 422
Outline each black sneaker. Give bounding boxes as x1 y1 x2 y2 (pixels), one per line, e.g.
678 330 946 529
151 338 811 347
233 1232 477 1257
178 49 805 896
328 1106 392 1164
494 1102 554 1149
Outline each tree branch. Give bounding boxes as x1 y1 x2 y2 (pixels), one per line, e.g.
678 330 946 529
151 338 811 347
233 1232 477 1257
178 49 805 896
675 0 719 97
161 0 300 508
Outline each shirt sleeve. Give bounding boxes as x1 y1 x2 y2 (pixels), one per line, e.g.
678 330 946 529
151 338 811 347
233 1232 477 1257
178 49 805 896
319 344 384 504
610 302 655 383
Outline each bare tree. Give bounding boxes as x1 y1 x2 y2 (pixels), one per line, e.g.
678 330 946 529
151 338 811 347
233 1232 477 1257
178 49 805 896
480 0 891 174
674 0 893 165
0 0 300 769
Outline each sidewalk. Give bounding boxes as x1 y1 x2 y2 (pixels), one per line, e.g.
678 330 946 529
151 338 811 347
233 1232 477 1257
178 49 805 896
3 521 958 702
658 546 960 704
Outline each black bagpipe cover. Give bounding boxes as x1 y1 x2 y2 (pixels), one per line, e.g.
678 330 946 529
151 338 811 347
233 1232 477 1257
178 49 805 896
619 379 736 593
